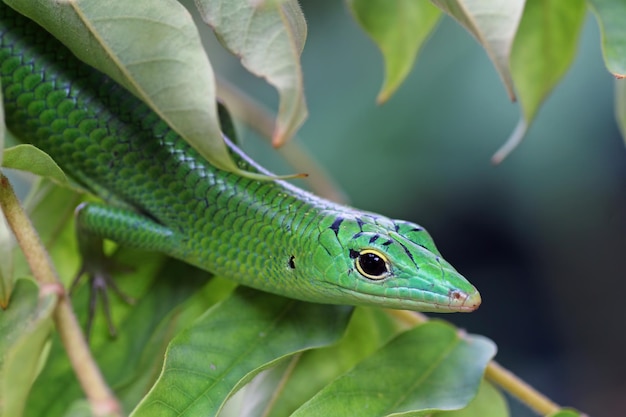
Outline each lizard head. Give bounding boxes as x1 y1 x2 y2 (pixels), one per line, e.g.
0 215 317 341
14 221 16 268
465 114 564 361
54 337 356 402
302 213 481 312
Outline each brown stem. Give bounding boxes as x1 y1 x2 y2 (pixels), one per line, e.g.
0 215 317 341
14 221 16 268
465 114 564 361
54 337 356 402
216 78 349 204
0 174 122 417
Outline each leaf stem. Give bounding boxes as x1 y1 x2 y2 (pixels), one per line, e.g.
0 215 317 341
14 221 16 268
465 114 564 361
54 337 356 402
491 117 528 165
0 173 122 417
484 360 560 415
261 354 302 417
387 309 561 416
216 78 349 204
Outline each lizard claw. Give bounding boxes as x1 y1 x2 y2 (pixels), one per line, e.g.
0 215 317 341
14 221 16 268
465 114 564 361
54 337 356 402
71 260 135 339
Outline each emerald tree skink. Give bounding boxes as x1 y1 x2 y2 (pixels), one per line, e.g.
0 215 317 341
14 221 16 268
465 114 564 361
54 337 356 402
0 4 481 313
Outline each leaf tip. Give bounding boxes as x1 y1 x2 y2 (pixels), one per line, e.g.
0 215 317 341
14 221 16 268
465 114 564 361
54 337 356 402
271 128 290 148
491 118 528 165
376 90 390 105
376 72 405 105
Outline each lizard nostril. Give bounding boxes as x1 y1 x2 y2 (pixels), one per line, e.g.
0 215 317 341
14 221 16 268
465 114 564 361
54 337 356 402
449 289 482 311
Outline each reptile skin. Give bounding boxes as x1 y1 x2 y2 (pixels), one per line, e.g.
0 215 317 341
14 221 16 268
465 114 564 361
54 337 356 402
0 3 480 313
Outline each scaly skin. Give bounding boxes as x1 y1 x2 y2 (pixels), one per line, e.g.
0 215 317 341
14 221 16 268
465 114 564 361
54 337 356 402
0 4 480 312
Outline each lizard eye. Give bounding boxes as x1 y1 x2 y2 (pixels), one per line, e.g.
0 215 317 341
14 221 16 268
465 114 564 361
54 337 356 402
354 249 390 280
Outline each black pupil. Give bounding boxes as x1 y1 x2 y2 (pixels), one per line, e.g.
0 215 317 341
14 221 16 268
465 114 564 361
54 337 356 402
359 252 387 277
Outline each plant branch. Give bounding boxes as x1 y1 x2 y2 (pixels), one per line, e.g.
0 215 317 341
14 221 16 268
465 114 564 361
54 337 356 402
387 309 561 416
0 173 122 417
485 360 560 416
216 78 349 205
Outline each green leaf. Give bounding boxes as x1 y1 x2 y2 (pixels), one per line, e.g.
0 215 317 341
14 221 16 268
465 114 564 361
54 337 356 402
348 0 441 103
130 288 353 417
0 278 56 417
243 307 406 417
548 410 583 417
510 0 586 122
1 145 68 185
493 0 586 163
589 0 626 78
250 0 291 8
4 0 246 176
114 276 237 410
25 254 212 417
61 400 92 417
435 380 509 417
291 321 496 417
432 0 525 101
194 0 308 146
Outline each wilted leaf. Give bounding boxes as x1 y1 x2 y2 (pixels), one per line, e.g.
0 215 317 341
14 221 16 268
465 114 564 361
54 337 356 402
194 0 308 146
131 288 352 417
348 0 441 103
291 321 496 417
432 0 525 101
4 0 246 175
1 145 68 185
0 278 56 417
493 0 586 163
589 0 626 78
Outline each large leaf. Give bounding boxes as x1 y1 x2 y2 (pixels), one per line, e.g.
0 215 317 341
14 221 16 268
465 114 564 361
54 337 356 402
435 380 509 417
510 0 586 122
589 0 626 78
194 0 308 147
432 0 525 101
4 0 244 175
348 0 441 103
24 253 211 417
0 278 56 417
114 276 237 411
493 0 586 163
1 145 68 185
130 288 352 417
241 307 406 417
291 321 496 417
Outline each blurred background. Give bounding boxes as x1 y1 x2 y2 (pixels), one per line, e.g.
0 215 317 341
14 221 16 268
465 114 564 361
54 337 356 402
196 1 625 416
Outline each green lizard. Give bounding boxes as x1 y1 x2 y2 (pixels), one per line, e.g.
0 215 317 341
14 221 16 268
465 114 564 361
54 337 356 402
0 4 480 326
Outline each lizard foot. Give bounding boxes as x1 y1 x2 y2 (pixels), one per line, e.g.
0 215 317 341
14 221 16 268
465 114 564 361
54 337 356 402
71 261 136 339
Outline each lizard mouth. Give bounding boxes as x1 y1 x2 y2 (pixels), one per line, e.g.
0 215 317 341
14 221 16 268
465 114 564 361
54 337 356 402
331 284 482 313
